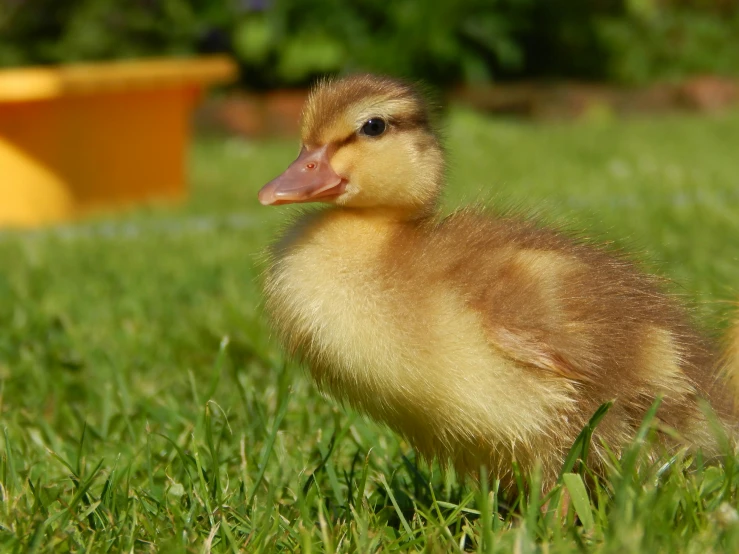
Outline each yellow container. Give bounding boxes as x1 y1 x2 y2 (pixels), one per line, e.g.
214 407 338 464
0 56 237 227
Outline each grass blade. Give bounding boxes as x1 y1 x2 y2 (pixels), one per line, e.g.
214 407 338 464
379 474 413 537
562 473 594 532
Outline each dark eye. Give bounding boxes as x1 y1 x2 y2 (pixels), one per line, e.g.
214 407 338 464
360 118 386 137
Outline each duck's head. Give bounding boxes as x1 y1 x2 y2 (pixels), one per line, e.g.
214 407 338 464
258 74 444 219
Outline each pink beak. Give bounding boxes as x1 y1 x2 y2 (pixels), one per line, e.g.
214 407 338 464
258 145 346 206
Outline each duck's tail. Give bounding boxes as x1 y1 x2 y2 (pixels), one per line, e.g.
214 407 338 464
721 315 739 411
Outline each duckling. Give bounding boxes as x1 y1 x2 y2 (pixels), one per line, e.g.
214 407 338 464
258 74 738 490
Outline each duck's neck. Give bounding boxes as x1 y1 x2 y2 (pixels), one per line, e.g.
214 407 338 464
278 205 435 264
329 204 437 225
284 206 431 262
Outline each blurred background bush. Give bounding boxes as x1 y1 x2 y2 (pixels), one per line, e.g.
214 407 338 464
1 0 738 87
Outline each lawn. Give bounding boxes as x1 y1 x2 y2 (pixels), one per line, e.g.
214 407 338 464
1 108 739 552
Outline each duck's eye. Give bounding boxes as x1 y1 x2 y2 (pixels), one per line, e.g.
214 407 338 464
360 118 386 137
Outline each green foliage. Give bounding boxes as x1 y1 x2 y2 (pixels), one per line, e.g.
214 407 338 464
0 0 229 66
230 0 534 88
599 7 739 83
1 109 739 551
515 0 623 81
2 0 739 85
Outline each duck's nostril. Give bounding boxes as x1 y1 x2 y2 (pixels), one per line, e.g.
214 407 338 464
306 162 316 170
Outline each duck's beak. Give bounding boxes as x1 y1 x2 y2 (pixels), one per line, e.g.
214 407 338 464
258 145 346 206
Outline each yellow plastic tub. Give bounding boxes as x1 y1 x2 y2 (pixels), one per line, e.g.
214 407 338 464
0 56 237 227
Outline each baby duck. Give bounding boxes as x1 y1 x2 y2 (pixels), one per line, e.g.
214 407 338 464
259 74 738 489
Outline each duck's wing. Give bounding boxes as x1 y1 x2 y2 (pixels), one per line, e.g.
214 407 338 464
469 247 603 383
432 212 669 384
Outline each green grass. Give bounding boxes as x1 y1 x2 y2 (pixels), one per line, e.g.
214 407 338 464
1 108 739 552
